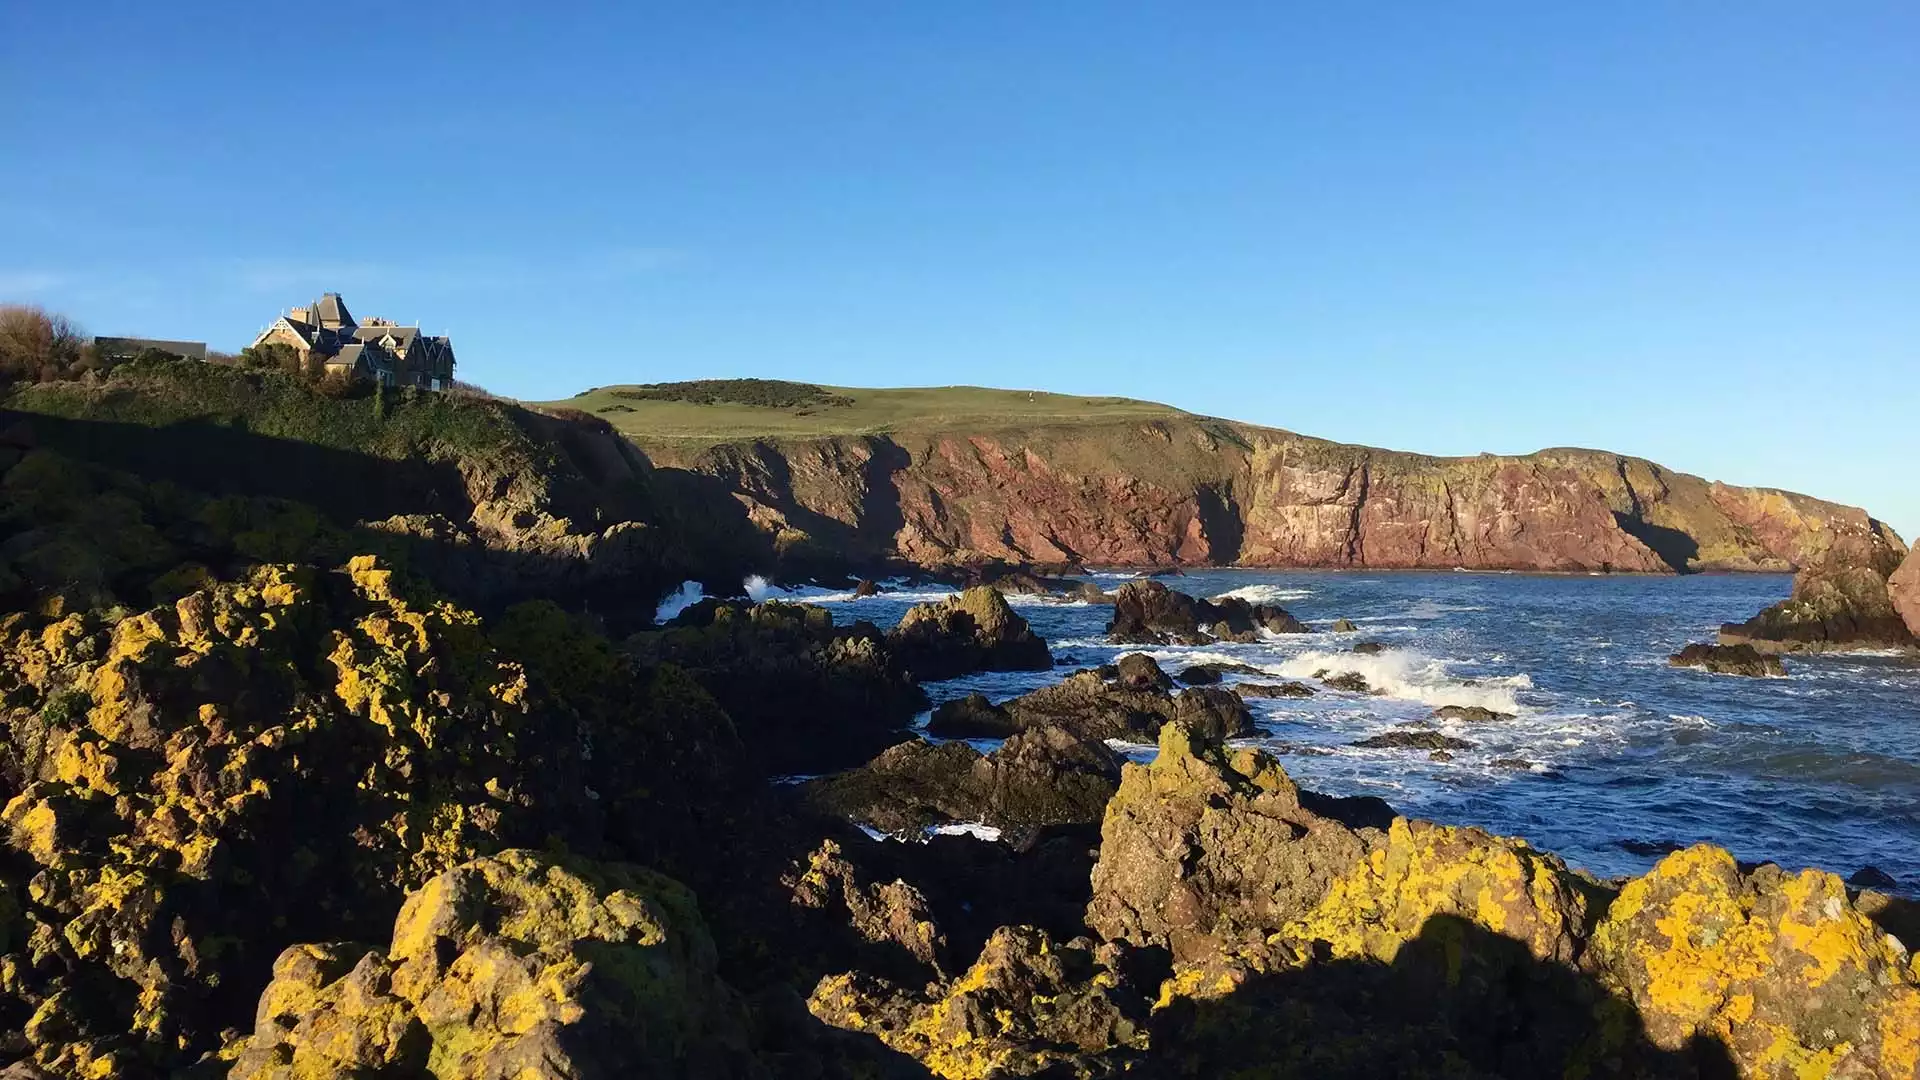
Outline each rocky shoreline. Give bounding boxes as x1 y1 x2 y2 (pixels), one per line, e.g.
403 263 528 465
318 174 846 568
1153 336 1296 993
1 364 1917 1078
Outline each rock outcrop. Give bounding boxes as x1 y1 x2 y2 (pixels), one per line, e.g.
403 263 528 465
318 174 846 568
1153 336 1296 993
1720 558 1917 653
1885 545 1920 639
1668 642 1787 677
887 586 1052 681
1000 658 1255 743
636 413 1905 574
228 849 758 1080
1107 579 1306 644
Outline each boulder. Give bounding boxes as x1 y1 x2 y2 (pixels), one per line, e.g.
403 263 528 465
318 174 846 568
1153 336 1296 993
1430 704 1513 722
1106 580 1306 645
228 850 758 1080
1172 686 1257 742
926 692 1021 739
1114 652 1173 691
852 578 881 597
1235 681 1316 699
1584 845 1920 1076
1890 545 1920 639
1351 641 1387 655
1668 642 1787 677
889 586 1053 681
1718 559 1916 653
1085 724 1373 962
1352 731 1475 752
807 926 1148 1076
1176 661 1267 685
1001 661 1254 745
1321 671 1371 693
801 726 1124 842
1331 618 1359 633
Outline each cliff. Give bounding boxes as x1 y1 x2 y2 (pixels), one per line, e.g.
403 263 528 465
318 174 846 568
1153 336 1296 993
563 382 1904 574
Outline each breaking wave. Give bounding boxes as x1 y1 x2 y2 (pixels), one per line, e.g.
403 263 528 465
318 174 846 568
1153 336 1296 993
653 580 705 622
1269 648 1531 713
1211 584 1313 605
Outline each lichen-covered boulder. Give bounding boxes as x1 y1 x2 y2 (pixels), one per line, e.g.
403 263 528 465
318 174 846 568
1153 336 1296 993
228 849 760 1080
806 925 1149 1079
887 586 1052 682
1086 724 1370 962
1584 844 1920 1079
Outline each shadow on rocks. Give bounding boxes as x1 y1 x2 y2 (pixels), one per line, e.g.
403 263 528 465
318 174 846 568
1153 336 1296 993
1154 913 1739 1080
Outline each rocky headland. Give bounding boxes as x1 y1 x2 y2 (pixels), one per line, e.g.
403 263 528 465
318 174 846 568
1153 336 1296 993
0 362 1915 1078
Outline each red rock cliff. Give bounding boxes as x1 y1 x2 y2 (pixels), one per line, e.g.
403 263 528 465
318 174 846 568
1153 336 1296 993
640 417 1903 574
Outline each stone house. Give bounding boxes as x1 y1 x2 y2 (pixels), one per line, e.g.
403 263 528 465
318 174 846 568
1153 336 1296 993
248 293 456 389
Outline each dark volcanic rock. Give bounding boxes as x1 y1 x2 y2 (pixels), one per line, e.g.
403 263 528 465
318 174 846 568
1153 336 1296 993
1849 865 1900 891
1321 671 1372 693
852 578 881 597
1431 704 1514 722
634 599 928 775
1668 642 1787 677
1331 618 1359 633
1718 559 1916 653
1115 652 1174 691
1172 686 1257 741
1351 641 1388 655
889 585 1053 681
926 692 1021 739
1235 681 1317 699
1177 661 1267 685
1353 731 1476 751
801 726 1124 842
1107 580 1306 645
1891 546 1920 639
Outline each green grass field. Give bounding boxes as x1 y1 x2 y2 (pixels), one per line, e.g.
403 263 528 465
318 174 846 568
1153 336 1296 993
546 381 1191 441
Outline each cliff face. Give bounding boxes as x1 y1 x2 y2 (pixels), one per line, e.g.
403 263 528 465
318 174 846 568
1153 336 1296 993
640 417 1904 574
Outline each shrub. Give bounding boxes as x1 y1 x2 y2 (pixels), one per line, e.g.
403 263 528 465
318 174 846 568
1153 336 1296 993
611 379 853 409
0 304 88 384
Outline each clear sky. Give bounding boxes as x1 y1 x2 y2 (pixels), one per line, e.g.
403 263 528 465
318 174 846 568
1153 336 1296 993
4 3 1916 539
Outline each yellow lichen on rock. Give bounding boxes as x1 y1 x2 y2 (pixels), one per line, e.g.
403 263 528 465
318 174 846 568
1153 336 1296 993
1585 844 1920 1078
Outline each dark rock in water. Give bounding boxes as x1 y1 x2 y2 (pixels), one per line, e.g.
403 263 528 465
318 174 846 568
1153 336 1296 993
1296 789 1398 831
1107 579 1306 645
633 599 928 776
852 578 881 597
1149 567 1186 577
1072 580 1113 604
1614 838 1688 858
1322 671 1371 693
1176 661 1265 685
1331 617 1359 633
1173 686 1257 741
889 585 1053 681
1054 653 1082 666
927 692 1021 739
801 725 1125 843
1429 750 1455 762
1490 757 1536 771
1849 865 1900 891
1353 731 1475 751
1235 681 1316 699
1351 641 1387 655
1115 652 1173 691
1718 558 1916 653
1431 704 1515 722
1668 642 1786 678
1856 889 1920 952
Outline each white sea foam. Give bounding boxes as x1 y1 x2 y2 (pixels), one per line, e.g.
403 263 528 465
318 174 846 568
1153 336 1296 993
929 821 1004 842
1270 648 1530 713
1211 584 1312 605
1403 599 1490 620
654 580 705 622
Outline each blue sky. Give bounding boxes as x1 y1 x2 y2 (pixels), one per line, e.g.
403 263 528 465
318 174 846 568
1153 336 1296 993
4 3 1917 539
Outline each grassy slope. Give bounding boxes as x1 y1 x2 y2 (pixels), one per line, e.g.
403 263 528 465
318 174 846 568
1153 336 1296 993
558 384 1188 441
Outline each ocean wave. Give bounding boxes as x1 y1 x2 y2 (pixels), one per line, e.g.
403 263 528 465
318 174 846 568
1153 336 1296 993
1404 599 1491 620
1268 648 1530 713
654 580 705 622
1211 584 1313 605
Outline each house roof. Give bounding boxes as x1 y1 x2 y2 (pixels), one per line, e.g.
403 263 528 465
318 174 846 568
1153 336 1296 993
353 325 420 347
310 293 356 330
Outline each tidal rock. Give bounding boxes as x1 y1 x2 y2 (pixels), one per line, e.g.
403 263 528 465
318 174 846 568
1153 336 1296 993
229 849 758 1080
1430 704 1514 722
852 578 881 597
1115 651 1173 691
1176 660 1267 685
1085 724 1372 962
926 692 1020 739
1351 641 1387 655
807 926 1148 1076
1668 642 1786 677
1235 681 1316 699
802 726 1124 841
1070 580 1113 604
1331 618 1359 632
1321 671 1371 693
889 586 1053 681
1106 580 1306 645
1352 731 1475 752
1848 864 1900 890
633 598 928 775
1890 545 1920 639
1718 558 1916 653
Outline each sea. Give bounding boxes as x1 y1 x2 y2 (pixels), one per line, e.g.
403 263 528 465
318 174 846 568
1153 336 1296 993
658 570 1920 892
